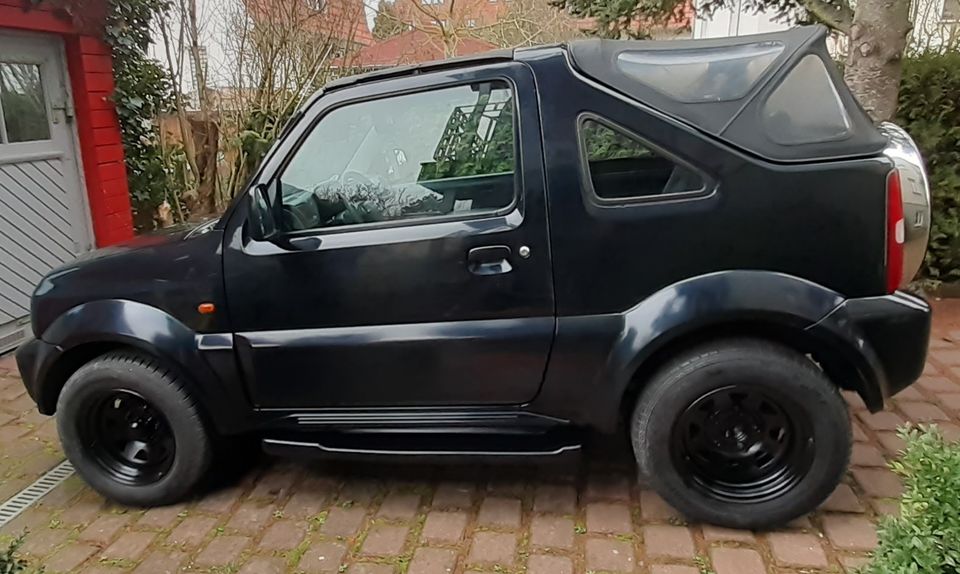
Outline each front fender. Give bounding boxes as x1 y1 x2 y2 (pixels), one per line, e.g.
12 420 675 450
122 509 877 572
38 299 250 434
536 271 847 431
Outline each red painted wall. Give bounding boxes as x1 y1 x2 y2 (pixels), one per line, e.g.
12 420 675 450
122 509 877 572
0 0 134 247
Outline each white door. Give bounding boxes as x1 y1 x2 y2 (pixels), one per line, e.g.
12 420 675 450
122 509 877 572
0 32 93 354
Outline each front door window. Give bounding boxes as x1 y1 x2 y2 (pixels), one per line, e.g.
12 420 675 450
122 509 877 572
277 80 517 232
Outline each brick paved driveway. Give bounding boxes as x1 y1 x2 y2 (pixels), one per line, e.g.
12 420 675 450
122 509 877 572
0 301 958 574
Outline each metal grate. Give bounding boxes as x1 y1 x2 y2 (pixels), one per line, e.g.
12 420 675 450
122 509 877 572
0 460 74 528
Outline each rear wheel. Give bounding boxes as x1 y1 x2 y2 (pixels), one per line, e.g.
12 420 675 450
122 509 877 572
57 351 213 506
630 338 850 529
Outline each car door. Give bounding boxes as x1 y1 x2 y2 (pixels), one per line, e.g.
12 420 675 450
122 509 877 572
222 62 555 408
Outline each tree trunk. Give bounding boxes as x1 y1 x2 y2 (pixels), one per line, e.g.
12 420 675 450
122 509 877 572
844 0 911 122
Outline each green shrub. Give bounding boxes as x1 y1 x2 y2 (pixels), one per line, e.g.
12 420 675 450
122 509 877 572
896 52 960 283
0 533 31 573
861 426 960 574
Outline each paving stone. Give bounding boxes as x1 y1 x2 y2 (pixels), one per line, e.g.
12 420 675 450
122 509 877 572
530 514 574 549
421 511 467 543
321 506 367 537
584 538 635 573
166 515 218 547
239 556 288 574
467 531 516 566
822 514 879 550
852 468 903 498
361 524 409 555
347 564 395 574
917 376 960 393
477 496 521 528
851 443 888 467
640 489 681 521
871 498 901 517
839 555 872 572
44 542 98 573
586 502 633 534
136 505 184 529
132 549 187 574
377 492 421 520
843 391 867 410
250 466 299 500
851 420 869 442
821 483 865 513
78 513 131 544
101 531 156 560
710 547 766 574
767 532 828 568
651 566 701 574
339 480 380 505
298 541 347 573
899 401 950 422
195 535 251 567
892 386 926 401
938 392 960 413
877 431 907 454
409 546 457 574
284 488 333 520
533 484 577 514
431 482 475 508
585 473 632 501
930 348 960 365
196 485 244 514
20 527 69 556
528 554 573 574
259 519 307 550
701 525 756 542
643 525 696 559
934 421 960 442
228 501 277 534
857 411 906 431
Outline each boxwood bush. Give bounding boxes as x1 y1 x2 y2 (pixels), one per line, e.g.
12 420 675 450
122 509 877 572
896 52 960 283
861 426 960 573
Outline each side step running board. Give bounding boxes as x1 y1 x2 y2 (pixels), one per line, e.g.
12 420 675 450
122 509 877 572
262 437 582 463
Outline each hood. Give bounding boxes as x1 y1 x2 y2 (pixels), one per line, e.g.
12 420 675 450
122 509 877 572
73 218 219 264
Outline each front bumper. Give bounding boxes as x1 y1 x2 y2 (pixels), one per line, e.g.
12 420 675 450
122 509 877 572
808 291 931 411
15 337 62 414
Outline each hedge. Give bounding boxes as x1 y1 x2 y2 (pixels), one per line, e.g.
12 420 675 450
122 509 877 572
896 52 960 282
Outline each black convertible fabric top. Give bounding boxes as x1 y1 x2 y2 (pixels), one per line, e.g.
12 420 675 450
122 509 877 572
567 26 887 162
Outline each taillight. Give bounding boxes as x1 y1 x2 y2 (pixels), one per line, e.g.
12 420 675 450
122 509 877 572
886 169 905 293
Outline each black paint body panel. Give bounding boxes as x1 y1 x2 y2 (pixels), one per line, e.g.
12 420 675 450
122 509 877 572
14 43 930 446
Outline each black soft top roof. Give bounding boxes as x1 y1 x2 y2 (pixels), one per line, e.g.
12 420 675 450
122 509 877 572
567 26 886 162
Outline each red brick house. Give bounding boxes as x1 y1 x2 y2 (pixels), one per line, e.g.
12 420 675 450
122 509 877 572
353 30 496 68
0 0 132 351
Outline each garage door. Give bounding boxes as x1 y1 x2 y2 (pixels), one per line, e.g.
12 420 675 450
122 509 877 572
0 33 92 354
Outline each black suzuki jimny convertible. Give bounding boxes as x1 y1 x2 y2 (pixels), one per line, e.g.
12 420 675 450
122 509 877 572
15 25 932 529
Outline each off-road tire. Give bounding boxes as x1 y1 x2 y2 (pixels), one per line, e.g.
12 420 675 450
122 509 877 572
57 351 213 506
630 338 851 529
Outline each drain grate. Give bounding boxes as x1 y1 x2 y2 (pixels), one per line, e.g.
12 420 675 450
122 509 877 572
0 460 74 528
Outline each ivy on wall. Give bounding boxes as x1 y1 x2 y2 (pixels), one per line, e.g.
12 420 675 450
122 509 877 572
102 0 182 229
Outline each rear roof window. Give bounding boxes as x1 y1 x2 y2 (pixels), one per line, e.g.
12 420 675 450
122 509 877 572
615 41 783 103
762 55 851 145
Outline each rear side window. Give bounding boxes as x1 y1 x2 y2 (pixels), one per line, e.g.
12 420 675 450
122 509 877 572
762 55 851 145
616 41 783 103
580 118 706 201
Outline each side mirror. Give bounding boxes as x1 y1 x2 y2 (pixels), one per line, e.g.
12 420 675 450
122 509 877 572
248 182 280 241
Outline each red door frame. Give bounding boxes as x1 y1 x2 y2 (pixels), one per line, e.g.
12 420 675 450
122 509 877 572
0 0 134 247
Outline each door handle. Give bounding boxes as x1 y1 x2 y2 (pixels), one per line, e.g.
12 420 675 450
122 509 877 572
467 245 513 276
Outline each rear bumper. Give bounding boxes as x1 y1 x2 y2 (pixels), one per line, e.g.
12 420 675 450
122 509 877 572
808 291 930 410
15 337 61 414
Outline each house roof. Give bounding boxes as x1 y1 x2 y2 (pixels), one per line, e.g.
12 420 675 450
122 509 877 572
351 30 497 68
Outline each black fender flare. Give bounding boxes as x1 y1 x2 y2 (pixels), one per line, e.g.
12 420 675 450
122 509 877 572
38 299 250 434
537 271 875 431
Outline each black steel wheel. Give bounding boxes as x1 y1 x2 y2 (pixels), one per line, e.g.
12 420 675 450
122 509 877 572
82 390 176 486
672 385 815 503
57 351 213 507
631 338 851 529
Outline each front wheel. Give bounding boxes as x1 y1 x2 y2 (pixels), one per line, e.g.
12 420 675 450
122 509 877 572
631 338 851 529
57 351 213 507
